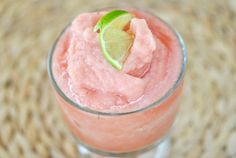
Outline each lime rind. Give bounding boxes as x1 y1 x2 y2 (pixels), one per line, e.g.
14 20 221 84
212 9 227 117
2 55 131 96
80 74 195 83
93 10 130 32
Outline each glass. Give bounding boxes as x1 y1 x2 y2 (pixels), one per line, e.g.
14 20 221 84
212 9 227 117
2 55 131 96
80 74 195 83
47 8 187 158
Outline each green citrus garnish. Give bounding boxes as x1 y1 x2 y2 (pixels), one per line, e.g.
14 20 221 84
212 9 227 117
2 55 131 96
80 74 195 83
94 10 134 70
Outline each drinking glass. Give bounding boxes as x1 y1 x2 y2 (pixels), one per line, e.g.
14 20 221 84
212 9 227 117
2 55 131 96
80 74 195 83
48 8 187 158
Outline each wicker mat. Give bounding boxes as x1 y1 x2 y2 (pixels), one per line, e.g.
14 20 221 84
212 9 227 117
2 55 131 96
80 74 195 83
0 0 236 157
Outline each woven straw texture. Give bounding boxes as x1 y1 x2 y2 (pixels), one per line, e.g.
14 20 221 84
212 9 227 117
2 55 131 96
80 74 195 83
0 0 236 157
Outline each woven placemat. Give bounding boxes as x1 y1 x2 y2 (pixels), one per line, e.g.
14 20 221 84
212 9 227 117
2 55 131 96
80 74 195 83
0 0 236 157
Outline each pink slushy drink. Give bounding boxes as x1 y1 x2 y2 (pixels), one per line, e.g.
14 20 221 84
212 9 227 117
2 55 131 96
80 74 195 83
49 8 186 154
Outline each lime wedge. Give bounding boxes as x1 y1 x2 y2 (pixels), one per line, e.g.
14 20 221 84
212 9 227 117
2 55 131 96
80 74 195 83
94 10 134 70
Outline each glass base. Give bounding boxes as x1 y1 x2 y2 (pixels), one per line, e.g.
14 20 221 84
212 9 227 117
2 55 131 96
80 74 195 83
77 136 171 158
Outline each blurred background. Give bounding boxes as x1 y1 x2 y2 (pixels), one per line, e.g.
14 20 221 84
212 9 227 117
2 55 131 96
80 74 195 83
0 0 236 158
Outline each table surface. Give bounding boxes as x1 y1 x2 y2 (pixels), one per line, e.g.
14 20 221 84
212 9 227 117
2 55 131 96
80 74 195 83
0 0 236 157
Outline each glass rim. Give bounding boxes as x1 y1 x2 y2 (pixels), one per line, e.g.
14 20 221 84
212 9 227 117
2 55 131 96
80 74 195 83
47 8 187 116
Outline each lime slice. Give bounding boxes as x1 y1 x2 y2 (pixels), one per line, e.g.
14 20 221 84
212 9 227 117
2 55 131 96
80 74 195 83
94 10 134 70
